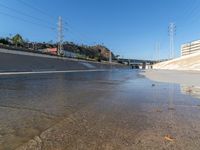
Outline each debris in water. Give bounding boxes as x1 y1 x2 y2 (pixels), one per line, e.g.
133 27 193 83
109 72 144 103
168 107 175 111
186 89 192 93
164 135 175 142
156 109 162 113
152 84 156 87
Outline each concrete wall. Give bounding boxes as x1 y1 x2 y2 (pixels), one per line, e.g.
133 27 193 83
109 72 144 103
153 51 200 71
0 48 128 72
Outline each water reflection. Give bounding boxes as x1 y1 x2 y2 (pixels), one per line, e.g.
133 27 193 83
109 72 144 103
180 85 200 100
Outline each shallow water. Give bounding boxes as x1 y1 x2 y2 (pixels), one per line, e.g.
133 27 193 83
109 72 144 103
0 70 200 150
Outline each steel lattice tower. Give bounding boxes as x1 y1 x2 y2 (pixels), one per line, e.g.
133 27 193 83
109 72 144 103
169 23 176 59
58 16 64 55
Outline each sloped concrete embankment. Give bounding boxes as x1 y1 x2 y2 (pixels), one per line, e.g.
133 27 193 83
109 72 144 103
0 48 128 72
153 52 200 71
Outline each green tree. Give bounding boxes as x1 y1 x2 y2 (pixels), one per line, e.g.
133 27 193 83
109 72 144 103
0 38 9 45
12 34 24 46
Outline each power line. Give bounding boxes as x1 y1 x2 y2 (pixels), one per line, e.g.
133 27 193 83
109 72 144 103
0 11 56 30
0 2 54 26
182 2 200 28
18 0 54 19
175 0 198 22
62 19 94 44
176 0 200 31
17 0 94 44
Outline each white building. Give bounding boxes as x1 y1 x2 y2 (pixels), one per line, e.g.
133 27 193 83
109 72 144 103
181 40 200 56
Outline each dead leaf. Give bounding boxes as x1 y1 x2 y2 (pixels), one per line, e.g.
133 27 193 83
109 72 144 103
164 135 175 142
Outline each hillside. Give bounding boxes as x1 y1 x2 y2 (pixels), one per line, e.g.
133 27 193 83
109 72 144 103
63 43 115 61
153 51 200 71
0 35 116 62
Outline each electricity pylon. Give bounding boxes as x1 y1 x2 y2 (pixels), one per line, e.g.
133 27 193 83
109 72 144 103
58 16 64 55
169 23 176 59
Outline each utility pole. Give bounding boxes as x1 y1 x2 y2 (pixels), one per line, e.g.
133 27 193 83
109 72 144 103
33 42 35 50
155 42 160 62
109 51 112 63
169 23 176 59
58 16 64 55
33 42 37 51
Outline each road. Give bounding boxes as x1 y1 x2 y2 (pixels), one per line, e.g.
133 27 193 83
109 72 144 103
0 70 200 150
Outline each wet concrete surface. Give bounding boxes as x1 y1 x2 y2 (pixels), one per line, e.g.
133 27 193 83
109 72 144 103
0 70 200 149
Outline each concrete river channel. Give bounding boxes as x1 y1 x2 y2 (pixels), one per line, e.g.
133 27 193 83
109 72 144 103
0 70 199 150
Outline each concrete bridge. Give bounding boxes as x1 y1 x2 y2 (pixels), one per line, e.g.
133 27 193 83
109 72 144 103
119 59 158 69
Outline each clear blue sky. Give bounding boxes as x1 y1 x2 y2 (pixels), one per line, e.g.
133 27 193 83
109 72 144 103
0 0 200 59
